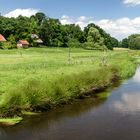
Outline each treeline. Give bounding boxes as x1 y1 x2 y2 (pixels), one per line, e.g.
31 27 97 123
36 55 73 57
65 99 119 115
0 12 119 50
120 34 140 50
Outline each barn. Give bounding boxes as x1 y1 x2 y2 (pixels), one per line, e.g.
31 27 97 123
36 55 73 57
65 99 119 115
17 40 29 48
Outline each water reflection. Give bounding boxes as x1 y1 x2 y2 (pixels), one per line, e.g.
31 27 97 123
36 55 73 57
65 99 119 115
0 97 107 140
113 92 140 113
133 67 140 83
0 68 140 140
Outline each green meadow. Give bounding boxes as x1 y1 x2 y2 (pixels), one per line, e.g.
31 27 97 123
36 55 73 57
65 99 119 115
0 47 137 117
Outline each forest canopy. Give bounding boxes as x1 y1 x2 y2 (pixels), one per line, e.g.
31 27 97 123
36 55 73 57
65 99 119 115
120 34 140 50
0 12 119 50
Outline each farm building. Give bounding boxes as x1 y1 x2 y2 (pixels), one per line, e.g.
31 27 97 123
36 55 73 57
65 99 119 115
0 34 6 42
31 34 39 39
35 39 43 44
31 34 43 45
17 40 29 48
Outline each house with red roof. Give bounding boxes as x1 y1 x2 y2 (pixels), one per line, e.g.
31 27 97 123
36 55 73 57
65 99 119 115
17 40 29 48
0 34 6 42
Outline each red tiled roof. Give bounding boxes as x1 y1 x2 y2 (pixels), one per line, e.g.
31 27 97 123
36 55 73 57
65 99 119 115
0 34 6 42
18 40 29 45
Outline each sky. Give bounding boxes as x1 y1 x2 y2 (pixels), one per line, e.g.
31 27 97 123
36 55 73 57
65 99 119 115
0 0 140 40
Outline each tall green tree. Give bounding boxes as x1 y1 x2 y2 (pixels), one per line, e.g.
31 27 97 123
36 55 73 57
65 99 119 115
84 23 118 50
128 34 140 50
85 27 106 50
121 38 129 48
40 18 63 46
0 12 119 49
34 12 46 26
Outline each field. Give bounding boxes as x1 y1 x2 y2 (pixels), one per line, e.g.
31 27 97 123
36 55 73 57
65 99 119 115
0 47 137 117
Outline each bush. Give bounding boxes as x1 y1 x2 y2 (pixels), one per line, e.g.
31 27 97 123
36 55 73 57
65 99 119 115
83 42 107 50
67 38 83 48
0 42 16 49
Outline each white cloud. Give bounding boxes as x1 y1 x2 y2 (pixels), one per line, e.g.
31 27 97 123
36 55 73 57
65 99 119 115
60 15 74 25
4 8 39 18
113 93 140 113
132 67 140 82
60 15 94 30
123 0 140 6
59 15 140 40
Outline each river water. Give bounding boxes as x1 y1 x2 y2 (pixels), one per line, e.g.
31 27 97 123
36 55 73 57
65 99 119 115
1 68 140 140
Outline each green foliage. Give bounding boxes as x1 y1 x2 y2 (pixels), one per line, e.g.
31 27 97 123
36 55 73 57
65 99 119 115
64 24 85 43
67 38 82 48
87 27 101 42
119 58 136 78
120 38 129 48
110 37 119 48
34 12 46 26
128 34 140 50
84 23 118 50
0 42 15 49
85 27 106 50
0 117 23 126
0 42 2 49
120 34 140 50
7 34 16 47
0 13 117 49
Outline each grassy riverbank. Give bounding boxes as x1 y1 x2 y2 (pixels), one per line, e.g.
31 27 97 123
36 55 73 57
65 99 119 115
0 48 137 118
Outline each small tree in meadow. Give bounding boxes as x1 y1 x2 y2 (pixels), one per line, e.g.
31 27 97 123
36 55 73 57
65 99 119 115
86 27 106 50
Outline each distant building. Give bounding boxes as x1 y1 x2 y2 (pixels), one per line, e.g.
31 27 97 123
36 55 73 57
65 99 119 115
0 34 6 42
31 34 43 45
17 40 29 48
31 34 39 39
35 38 43 44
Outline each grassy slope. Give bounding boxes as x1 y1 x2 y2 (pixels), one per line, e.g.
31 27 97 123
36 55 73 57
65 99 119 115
0 47 136 117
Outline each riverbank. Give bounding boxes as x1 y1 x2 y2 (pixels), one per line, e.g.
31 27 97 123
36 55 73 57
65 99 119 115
0 48 137 125
2 65 139 140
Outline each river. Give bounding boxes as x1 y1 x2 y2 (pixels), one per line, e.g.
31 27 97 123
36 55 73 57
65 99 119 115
0 68 140 140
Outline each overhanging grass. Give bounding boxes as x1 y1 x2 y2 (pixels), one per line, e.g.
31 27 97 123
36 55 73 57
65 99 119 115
95 92 110 98
22 111 40 116
0 117 23 126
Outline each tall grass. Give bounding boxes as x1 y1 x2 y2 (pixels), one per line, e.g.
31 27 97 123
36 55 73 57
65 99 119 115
0 48 137 117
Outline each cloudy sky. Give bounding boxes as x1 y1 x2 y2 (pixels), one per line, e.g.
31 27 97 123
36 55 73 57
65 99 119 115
0 0 140 40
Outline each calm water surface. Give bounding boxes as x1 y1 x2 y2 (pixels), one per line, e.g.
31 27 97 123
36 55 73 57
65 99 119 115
1 68 140 140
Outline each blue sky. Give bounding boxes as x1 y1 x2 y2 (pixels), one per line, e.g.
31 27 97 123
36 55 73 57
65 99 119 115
0 0 140 19
0 0 140 39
